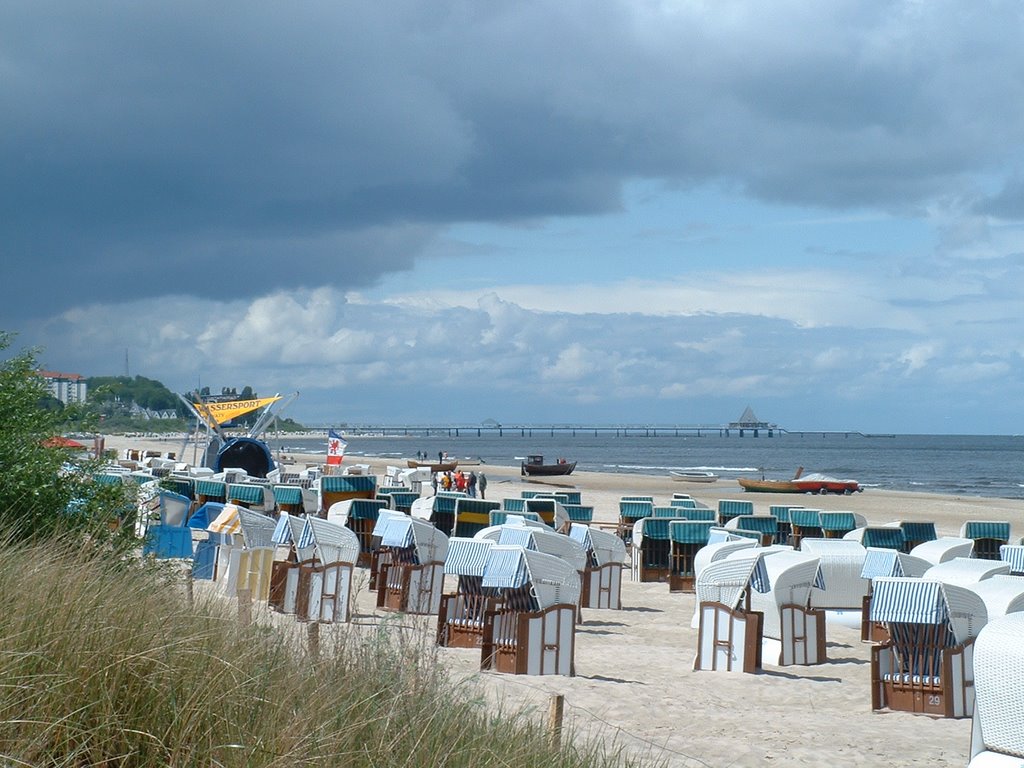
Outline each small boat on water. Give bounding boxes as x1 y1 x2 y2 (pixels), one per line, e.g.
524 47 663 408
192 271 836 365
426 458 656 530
521 454 576 477
737 466 861 494
669 470 719 483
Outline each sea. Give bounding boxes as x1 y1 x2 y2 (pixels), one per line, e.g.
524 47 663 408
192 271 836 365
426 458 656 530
265 432 1024 501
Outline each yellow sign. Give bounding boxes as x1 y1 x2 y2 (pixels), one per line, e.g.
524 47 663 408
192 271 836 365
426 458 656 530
193 396 281 426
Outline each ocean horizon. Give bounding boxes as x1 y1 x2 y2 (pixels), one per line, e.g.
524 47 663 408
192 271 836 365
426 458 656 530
264 432 1024 501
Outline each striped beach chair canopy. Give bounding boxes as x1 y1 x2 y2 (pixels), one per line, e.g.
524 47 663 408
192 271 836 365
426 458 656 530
500 497 527 512
768 505 803 524
869 577 987 645
652 506 688 519
726 515 778 535
272 512 315 561
320 475 378 495
669 520 715 546
444 537 495 577
999 544 1024 575
563 504 594 523
481 545 581 610
272 485 305 507
669 498 697 509
524 497 569 529
375 513 449 563
790 508 822 529
301 516 361 565
692 538 759 584
696 550 771 609
967 575 1024 620
819 511 865 535
910 537 975 565
899 521 938 544
922 557 1011 587
195 478 227 501
568 523 626 566
207 503 243 536
961 521 1012 542
860 548 931 580
717 499 754 522
845 526 906 551
481 524 587 571
228 483 269 506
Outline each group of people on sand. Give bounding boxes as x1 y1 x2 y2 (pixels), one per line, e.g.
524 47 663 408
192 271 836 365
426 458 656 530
433 468 487 499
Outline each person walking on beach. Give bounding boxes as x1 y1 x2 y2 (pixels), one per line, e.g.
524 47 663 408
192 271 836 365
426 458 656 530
467 471 477 498
478 472 487 499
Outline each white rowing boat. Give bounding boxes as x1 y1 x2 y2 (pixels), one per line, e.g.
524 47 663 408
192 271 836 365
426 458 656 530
669 470 719 483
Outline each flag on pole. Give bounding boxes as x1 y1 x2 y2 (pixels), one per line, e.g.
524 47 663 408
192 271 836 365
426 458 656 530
326 429 347 466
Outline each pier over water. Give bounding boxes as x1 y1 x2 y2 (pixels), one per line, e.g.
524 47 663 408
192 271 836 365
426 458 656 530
308 424 883 439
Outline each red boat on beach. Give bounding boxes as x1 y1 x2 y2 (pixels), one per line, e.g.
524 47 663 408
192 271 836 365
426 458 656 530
738 467 861 494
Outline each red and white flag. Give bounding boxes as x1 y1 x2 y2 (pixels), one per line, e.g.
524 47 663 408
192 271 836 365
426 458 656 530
326 429 347 466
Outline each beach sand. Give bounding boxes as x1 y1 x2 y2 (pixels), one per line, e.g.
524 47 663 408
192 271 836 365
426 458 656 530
105 434 1024 767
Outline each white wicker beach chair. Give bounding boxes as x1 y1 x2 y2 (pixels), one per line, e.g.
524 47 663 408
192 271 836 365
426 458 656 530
693 552 767 673
870 576 988 718
968 612 1024 766
922 557 1011 587
438 537 498 649
747 549 828 665
798 539 870 612
858 548 932 643
909 536 975 565
479 545 580 676
966 575 1024 621
373 514 449 615
295 516 361 624
569 523 626 609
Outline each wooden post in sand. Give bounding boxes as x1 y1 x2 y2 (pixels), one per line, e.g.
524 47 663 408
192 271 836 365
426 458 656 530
237 589 252 626
307 621 321 659
548 694 564 748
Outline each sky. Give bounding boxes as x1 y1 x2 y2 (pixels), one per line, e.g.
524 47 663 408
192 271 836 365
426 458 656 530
3 1 1024 434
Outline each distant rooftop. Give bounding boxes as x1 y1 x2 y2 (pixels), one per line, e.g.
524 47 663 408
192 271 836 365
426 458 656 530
38 370 85 380
728 405 775 429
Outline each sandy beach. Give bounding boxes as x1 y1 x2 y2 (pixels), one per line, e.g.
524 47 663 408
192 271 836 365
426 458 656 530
105 434 1024 767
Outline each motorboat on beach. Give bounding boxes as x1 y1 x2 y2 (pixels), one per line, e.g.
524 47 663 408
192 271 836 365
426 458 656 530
737 466 861 495
669 470 719 483
521 454 576 477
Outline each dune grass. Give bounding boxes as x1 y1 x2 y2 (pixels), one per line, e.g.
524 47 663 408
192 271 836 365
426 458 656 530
0 541 641 767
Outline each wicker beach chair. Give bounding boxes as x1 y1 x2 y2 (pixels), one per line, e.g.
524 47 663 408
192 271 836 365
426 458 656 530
267 512 315 615
968 613 1024 766
909 536 975 565
869 576 988 718
692 551 770 673
295 516 361 624
768 505 802 546
141 490 194 560
438 537 499 649
568 523 626 610
479 545 580 676
452 497 501 538
922 557 1011 587
373 514 449 615
725 515 779 546
748 549 828 666
818 511 866 539
858 547 932 643
845 526 906 551
961 521 1012 561
716 499 754 526
789 508 823 547
319 474 377 513
798 539 871 613
667 520 716 593
326 498 389 565
523 497 570 531
967 575 1024 621
630 517 677 582
899 521 938 552
618 499 654 542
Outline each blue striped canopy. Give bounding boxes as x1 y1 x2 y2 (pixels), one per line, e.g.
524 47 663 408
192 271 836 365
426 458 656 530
321 475 377 493
964 521 1011 541
870 578 948 625
497 526 537 550
377 516 415 549
999 544 1024 574
296 518 317 551
669 521 713 544
271 514 292 545
444 538 493 576
273 486 304 505
481 547 530 588
861 549 907 579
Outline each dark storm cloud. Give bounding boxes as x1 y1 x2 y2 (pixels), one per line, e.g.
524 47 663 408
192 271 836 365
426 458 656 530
4 1 1024 320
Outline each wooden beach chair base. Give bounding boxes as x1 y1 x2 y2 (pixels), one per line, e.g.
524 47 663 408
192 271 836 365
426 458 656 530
694 602 764 674
437 593 499 649
871 640 975 718
775 604 827 666
481 604 577 676
295 560 354 624
376 561 445 615
581 563 622 610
